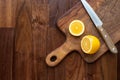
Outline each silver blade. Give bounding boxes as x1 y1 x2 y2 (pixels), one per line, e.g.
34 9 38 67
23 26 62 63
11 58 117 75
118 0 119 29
81 0 103 27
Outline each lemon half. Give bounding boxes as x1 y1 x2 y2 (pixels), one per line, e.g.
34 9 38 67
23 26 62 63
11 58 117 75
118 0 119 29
69 20 85 36
81 35 100 54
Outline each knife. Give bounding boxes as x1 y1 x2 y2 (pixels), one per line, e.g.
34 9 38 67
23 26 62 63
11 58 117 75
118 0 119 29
81 0 118 54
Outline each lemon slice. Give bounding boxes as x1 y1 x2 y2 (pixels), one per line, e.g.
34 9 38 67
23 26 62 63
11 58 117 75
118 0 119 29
69 20 85 36
81 35 100 54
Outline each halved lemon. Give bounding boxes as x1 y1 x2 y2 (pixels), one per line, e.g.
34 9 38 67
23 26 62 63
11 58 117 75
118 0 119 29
69 20 85 36
81 35 100 54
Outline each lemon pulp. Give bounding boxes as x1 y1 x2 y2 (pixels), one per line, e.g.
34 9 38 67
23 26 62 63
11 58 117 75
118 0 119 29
69 20 85 36
81 35 100 54
81 37 91 52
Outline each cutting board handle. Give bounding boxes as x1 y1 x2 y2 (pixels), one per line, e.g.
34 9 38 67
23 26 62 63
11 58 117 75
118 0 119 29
46 41 73 67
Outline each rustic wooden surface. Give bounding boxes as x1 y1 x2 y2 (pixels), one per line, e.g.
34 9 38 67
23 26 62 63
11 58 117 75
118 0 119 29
0 29 14 80
46 0 120 66
0 0 119 80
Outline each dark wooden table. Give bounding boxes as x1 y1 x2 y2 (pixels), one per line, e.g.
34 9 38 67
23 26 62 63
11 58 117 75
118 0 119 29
0 0 119 80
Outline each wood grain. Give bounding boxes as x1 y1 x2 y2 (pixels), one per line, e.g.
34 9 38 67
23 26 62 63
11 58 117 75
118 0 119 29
50 0 120 64
0 0 119 80
47 0 118 80
13 0 49 80
32 0 48 80
13 2 34 80
117 42 120 80
0 28 14 80
0 0 24 27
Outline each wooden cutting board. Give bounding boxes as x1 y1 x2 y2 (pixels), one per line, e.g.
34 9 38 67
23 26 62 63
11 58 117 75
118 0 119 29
46 0 120 67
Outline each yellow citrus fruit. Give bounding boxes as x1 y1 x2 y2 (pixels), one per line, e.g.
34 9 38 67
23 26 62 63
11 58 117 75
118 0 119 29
81 35 100 54
69 20 85 36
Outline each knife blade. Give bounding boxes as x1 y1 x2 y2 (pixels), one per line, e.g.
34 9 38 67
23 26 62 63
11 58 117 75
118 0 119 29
81 0 118 54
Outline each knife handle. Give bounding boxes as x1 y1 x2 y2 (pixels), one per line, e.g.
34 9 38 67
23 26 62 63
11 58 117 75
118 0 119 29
97 26 118 54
